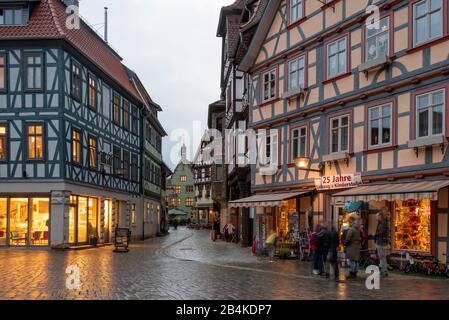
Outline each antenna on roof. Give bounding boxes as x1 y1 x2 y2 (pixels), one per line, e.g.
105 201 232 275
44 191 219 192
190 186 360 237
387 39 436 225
104 7 108 43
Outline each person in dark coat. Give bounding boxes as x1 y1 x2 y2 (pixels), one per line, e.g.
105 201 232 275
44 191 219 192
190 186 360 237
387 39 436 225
325 227 340 282
374 209 390 277
312 223 326 275
345 216 361 279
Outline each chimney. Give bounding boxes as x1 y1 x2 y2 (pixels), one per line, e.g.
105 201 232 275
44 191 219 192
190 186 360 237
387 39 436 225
62 0 79 8
104 7 108 43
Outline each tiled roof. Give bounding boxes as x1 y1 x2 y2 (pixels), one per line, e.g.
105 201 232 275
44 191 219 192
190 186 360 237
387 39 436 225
241 0 268 32
0 0 143 103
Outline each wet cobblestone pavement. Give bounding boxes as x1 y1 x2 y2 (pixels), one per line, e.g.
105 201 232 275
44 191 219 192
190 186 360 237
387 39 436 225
0 227 448 300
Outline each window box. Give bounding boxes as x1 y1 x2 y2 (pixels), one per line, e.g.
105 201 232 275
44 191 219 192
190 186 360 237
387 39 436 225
282 86 306 101
408 134 446 149
358 55 391 75
322 151 351 163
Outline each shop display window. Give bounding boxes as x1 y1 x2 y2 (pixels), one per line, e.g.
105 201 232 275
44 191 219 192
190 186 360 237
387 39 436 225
9 198 28 246
0 198 6 246
394 199 431 253
30 198 49 246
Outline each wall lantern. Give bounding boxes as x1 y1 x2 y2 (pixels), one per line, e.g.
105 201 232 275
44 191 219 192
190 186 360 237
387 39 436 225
294 157 324 173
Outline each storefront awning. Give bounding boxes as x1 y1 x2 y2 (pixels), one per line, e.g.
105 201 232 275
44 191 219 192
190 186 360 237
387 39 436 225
228 191 310 208
332 180 449 204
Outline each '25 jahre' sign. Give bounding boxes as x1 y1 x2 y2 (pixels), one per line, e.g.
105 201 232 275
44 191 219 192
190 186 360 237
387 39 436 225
315 173 362 191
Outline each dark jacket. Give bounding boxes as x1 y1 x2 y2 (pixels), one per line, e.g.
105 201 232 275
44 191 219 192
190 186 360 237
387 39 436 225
326 229 340 263
374 218 389 246
345 225 361 261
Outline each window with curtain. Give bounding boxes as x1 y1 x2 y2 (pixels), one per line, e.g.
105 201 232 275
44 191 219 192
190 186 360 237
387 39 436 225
71 129 82 165
0 54 5 91
27 124 44 160
71 60 82 101
262 69 276 101
289 56 305 91
88 74 97 110
0 125 6 161
330 115 350 153
113 94 120 125
369 103 392 147
416 89 445 138
88 136 97 169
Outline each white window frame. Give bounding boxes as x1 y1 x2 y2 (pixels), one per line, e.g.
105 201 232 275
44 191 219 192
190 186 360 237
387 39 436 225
288 56 305 91
413 0 443 47
326 37 347 79
365 16 390 62
262 69 277 102
291 126 308 160
416 89 446 139
330 114 350 153
368 103 393 148
290 0 303 23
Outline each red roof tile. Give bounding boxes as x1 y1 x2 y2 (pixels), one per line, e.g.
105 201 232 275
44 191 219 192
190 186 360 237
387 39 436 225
0 0 143 103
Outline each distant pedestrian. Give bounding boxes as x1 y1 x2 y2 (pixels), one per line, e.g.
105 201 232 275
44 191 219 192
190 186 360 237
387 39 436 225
265 230 279 262
325 227 340 282
345 216 361 279
375 208 390 277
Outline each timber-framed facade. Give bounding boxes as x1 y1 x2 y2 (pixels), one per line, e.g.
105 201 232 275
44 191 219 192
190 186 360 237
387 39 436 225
232 0 449 261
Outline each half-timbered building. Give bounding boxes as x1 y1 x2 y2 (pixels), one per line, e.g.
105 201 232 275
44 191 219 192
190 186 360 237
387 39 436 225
217 0 268 247
0 0 165 248
230 0 449 261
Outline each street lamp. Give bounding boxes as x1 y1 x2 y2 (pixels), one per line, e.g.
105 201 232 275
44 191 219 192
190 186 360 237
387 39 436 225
294 157 324 173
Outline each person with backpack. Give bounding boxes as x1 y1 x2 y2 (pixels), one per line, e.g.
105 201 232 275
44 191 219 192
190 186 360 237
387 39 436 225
374 208 390 277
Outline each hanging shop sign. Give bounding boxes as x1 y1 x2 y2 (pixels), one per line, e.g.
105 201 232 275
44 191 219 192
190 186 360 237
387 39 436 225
315 173 363 191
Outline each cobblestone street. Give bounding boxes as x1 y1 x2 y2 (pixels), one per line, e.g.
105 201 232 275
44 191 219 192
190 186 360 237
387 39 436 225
0 227 448 300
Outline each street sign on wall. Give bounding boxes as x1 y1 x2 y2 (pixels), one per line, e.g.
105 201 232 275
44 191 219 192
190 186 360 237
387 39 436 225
315 173 362 191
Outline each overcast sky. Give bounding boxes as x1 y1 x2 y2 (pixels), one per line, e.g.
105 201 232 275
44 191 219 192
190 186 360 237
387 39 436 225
80 0 231 169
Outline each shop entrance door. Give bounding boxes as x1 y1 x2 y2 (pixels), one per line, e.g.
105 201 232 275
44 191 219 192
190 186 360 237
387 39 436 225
69 196 98 246
0 198 7 246
104 200 112 243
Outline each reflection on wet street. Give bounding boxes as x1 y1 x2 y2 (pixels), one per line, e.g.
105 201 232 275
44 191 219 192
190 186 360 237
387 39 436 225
0 228 448 300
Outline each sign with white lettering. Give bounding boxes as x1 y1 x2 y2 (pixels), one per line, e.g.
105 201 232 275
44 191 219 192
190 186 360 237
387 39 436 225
315 173 363 191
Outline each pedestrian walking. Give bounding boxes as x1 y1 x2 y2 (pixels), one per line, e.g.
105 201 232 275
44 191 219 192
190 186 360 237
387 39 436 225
265 230 279 262
375 208 390 277
345 216 361 279
312 223 326 275
325 227 340 282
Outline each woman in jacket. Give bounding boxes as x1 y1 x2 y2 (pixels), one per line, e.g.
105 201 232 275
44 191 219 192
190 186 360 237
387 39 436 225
345 216 361 279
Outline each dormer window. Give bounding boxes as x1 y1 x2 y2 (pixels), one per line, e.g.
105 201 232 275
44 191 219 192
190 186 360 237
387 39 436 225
0 8 25 26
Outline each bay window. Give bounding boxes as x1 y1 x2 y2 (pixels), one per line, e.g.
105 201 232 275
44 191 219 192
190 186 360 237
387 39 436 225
369 103 392 148
416 89 445 138
413 0 443 46
330 115 349 153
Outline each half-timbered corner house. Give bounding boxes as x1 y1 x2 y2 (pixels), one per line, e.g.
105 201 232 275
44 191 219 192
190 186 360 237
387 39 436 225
232 0 449 261
0 0 165 248
218 0 268 247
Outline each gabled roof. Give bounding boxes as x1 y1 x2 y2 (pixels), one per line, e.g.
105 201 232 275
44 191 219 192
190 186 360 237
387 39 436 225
0 0 143 103
238 0 282 72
